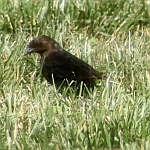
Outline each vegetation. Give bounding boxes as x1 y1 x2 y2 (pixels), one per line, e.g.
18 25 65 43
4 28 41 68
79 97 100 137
0 0 150 149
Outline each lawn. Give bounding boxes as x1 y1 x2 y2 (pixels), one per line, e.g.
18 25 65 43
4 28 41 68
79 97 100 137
0 0 150 149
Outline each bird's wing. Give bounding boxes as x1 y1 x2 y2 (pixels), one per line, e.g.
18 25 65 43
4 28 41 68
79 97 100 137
42 50 102 82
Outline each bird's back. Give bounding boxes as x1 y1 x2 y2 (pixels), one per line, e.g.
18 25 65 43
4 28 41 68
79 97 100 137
41 49 103 88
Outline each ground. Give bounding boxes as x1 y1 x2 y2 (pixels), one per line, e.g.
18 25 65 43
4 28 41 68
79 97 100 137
0 0 150 149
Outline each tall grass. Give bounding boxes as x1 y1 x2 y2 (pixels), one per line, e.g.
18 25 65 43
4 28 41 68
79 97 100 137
0 0 150 149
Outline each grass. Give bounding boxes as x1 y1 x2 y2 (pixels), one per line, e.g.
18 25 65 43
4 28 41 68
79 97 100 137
0 0 150 149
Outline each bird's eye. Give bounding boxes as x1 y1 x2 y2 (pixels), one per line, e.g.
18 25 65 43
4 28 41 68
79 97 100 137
39 41 43 45
33 42 42 47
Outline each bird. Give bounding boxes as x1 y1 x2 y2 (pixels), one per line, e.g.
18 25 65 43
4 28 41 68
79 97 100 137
24 35 104 90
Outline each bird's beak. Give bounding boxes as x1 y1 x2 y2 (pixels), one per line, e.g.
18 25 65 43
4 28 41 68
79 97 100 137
24 47 35 56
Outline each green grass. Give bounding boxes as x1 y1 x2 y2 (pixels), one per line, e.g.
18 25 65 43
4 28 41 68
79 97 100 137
1 0 150 149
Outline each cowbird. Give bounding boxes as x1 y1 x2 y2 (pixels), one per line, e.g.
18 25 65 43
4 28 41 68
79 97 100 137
24 35 104 89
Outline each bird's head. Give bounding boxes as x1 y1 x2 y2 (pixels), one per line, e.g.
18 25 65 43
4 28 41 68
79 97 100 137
24 35 62 56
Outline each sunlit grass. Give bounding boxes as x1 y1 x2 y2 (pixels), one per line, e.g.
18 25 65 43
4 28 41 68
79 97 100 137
0 0 150 149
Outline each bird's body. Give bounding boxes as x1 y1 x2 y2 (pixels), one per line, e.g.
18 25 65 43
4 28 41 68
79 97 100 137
24 35 104 89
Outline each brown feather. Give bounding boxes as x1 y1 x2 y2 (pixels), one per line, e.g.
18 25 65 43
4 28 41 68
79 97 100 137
24 35 104 89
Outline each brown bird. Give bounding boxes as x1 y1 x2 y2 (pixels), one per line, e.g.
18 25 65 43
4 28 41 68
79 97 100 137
24 35 104 90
